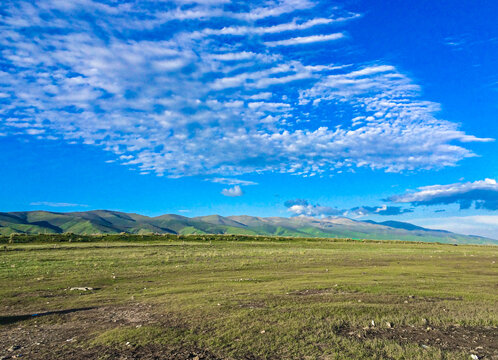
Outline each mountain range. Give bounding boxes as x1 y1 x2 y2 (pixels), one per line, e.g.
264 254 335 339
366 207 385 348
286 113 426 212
0 210 495 245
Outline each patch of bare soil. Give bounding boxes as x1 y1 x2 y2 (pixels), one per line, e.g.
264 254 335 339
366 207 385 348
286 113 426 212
286 286 360 297
0 303 221 360
338 324 498 359
58 344 220 360
237 300 266 309
287 288 335 296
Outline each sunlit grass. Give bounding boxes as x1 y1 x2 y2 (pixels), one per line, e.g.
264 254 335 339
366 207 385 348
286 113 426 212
1 237 496 359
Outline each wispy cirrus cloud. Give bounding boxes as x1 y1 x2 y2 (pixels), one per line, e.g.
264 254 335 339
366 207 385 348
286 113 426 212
209 178 258 186
0 0 490 178
389 178 498 210
200 16 355 36
264 33 345 47
30 202 88 208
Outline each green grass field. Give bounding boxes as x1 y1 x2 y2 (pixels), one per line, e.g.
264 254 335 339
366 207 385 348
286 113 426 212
0 236 497 359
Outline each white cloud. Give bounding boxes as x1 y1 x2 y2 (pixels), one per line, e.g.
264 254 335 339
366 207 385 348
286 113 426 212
0 0 489 178
265 33 345 47
248 92 273 100
287 204 340 216
234 0 314 21
209 52 258 61
202 16 357 36
285 199 411 217
221 185 243 197
30 201 88 207
209 62 323 90
248 102 291 111
346 205 412 216
389 178 498 210
26 128 45 135
284 199 342 217
210 178 258 186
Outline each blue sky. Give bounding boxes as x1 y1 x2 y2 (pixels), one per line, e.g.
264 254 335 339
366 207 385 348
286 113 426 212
1 0 498 238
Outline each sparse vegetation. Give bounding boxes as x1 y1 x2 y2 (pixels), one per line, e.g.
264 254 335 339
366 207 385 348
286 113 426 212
1 235 496 359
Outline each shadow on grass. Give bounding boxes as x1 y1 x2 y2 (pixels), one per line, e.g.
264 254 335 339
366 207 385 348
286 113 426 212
0 307 96 325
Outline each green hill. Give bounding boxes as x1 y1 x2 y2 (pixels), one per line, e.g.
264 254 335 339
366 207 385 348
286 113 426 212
0 210 496 245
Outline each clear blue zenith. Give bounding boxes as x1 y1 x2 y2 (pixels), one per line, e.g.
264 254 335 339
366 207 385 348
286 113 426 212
1 0 497 238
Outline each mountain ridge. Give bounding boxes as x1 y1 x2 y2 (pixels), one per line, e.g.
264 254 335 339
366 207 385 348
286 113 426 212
0 210 495 245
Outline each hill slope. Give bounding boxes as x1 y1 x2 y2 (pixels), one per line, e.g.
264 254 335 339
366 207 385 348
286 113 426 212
0 210 495 245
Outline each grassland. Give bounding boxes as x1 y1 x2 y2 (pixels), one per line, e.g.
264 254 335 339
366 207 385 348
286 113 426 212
0 235 497 359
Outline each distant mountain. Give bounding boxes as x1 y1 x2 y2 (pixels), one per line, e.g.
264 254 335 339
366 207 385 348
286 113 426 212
0 210 496 245
365 220 434 232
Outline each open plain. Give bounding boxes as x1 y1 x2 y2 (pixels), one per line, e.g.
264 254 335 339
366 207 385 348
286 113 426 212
0 235 497 359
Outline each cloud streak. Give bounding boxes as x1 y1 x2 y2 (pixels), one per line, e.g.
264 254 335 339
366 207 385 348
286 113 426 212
284 199 410 217
389 178 498 210
264 33 345 47
210 178 258 186
347 205 413 216
30 202 88 208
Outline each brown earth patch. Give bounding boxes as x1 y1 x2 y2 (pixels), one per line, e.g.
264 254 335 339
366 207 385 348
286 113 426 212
63 344 219 360
0 303 221 360
22 344 221 360
287 288 335 296
407 296 463 302
237 300 266 309
338 324 498 359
